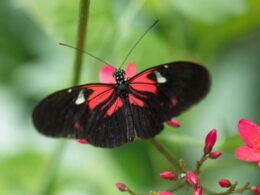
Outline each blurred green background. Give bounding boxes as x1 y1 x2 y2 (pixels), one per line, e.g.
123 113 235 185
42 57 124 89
0 0 260 194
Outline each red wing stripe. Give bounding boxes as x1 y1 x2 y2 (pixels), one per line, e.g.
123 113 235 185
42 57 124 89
128 82 156 85
128 69 158 107
129 94 145 107
130 83 157 93
129 69 157 94
87 88 114 102
82 85 114 110
82 85 124 116
106 97 123 116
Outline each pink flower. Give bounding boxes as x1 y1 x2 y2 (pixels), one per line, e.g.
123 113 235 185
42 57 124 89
160 171 177 181
251 186 260 195
157 192 173 195
218 179 231 188
116 182 127 192
194 186 203 195
99 63 137 84
166 118 181 128
186 171 199 187
204 129 217 154
209 151 222 159
235 119 260 167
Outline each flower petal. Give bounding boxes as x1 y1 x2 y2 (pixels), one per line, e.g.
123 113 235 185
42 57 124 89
125 63 137 78
238 119 260 147
99 64 116 83
235 146 260 162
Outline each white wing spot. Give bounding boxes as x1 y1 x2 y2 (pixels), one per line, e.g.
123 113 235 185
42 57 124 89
75 90 85 105
154 71 167 83
164 65 168 68
68 89 72 93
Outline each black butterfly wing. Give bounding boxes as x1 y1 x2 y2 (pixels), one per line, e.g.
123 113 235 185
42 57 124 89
32 84 134 147
128 61 210 139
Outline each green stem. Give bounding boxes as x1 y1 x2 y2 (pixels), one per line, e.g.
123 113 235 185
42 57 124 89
150 138 180 171
167 182 186 192
37 1 90 194
73 0 90 85
194 153 208 174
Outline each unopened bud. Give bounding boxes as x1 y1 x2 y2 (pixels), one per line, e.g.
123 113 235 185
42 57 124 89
209 151 222 159
116 182 127 192
186 171 199 187
76 139 89 144
204 129 217 154
251 186 260 195
160 171 177 181
157 192 172 195
167 118 180 128
218 179 231 188
194 186 202 195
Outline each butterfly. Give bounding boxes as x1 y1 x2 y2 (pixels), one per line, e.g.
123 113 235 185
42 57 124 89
32 61 210 148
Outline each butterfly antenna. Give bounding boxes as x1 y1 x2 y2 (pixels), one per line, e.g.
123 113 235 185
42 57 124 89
119 20 159 68
59 43 114 67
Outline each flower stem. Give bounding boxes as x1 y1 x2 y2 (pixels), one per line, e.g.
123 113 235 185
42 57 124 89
37 1 90 194
73 0 90 85
195 153 208 174
150 138 180 171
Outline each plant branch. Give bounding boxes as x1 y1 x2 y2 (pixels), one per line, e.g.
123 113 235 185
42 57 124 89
204 182 251 195
150 138 180 171
73 0 90 85
195 153 208 174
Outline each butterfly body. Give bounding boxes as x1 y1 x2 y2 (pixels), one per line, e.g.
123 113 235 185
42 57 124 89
33 62 210 148
113 69 130 98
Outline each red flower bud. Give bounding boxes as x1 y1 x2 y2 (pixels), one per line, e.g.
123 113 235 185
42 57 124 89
116 182 127 192
186 171 199 187
204 129 217 154
218 179 231 188
251 186 260 195
160 171 177 181
167 118 180 128
157 192 172 195
194 186 202 195
209 151 222 159
76 139 89 144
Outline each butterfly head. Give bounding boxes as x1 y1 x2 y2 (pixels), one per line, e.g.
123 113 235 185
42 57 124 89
113 69 126 85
